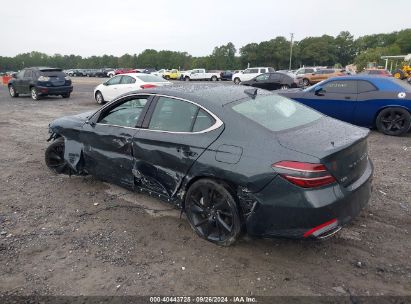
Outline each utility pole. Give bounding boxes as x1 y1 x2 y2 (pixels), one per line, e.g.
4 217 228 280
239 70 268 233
289 33 294 71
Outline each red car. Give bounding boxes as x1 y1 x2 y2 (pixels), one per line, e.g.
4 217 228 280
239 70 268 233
114 68 135 75
360 69 392 77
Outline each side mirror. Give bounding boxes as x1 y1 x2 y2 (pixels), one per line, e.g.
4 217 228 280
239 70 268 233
314 86 326 96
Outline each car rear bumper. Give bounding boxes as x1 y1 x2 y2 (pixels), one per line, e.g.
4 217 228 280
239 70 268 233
37 85 73 95
245 159 373 239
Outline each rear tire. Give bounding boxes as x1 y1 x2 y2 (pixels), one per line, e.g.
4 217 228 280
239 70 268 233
376 107 411 136
184 179 242 246
393 70 405 79
302 78 310 86
211 76 217 81
95 91 105 104
61 93 70 98
8 85 18 97
280 84 289 90
45 137 71 175
164 75 170 80
184 76 190 82
31 87 40 100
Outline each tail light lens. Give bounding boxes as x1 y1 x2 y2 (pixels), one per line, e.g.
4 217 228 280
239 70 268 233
140 84 157 89
272 161 336 188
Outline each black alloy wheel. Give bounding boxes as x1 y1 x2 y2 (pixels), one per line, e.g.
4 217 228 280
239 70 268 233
185 179 241 246
45 137 71 174
376 107 411 136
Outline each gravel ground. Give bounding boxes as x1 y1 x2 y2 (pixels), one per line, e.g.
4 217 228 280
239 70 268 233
0 78 410 297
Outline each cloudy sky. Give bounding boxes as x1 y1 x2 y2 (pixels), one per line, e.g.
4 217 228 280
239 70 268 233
2 0 410 57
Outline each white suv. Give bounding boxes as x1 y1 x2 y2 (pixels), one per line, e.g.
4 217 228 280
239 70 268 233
232 67 275 84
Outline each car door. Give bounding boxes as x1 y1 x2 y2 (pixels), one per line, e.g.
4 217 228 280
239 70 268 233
13 70 26 93
353 80 380 126
81 95 151 188
102 75 123 101
131 96 223 199
251 74 270 89
20 69 33 94
268 73 282 90
300 79 358 122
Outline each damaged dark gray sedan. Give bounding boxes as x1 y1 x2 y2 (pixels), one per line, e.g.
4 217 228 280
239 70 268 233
45 85 373 246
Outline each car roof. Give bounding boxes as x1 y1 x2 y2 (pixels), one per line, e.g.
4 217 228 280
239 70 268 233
27 67 62 71
131 84 273 108
320 75 411 91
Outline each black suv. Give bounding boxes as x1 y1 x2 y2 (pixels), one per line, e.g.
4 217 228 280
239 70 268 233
8 67 73 100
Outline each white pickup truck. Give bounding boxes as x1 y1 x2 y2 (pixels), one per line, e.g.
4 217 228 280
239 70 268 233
181 69 220 81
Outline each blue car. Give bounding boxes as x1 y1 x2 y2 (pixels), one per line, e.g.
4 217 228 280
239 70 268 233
279 76 411 136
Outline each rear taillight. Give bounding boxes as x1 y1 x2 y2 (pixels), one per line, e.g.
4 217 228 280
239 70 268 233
140 84 156 89
272 161 336 188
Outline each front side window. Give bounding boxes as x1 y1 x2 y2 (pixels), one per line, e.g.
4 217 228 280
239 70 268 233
106 76 122 85
231 95 322 132
120 76 136 84
99 97 148 127
256 74 269 81
149 97 198 132
323 80 357 94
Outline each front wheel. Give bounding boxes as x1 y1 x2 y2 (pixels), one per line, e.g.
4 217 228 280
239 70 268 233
233 78 241 85
184 76 190 82
185 179 242 246
9 85 18 97
45 137 71 174
31 87 40 100
95 91 105 104
302 78 310 86
376 107 411 136
392 69 404 79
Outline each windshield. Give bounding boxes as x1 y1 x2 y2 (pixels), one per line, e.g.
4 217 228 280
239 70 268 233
231 94 322 132
303 80 326 92
136 74 168 82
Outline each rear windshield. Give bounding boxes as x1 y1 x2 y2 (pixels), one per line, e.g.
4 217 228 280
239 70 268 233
231 94 322 132
136 74 168 82
40 71 66 77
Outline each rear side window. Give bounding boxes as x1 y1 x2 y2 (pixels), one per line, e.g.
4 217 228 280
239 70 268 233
136 75 168 82
24 70 32 78
323 80 357 93
149 97 198 132
269 73 281 81
231 95 322 132
358 81 377 93
193 109 215 132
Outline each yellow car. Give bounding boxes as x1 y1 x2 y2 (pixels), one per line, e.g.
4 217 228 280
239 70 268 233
163 69 181 80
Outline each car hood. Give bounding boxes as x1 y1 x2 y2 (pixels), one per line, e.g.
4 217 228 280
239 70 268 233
49 110 96 132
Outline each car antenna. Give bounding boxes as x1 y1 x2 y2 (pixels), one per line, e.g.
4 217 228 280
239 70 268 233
244 88 258 98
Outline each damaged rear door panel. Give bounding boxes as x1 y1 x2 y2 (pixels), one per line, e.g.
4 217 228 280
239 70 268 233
131 95 224 199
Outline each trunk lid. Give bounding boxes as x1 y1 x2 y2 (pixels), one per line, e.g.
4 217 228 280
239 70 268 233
276 117 370 187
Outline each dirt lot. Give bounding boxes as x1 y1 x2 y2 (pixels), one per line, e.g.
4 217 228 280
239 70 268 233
0 78 410 297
